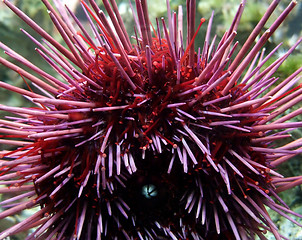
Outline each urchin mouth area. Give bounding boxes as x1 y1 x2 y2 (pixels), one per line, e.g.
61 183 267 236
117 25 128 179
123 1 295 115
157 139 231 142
122 152 183 225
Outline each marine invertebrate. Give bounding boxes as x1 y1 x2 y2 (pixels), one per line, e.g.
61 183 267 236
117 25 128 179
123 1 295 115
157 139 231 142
0 0 302 239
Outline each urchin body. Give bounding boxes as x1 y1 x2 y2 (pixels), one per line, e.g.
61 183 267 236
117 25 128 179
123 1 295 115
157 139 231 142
0 0 302 239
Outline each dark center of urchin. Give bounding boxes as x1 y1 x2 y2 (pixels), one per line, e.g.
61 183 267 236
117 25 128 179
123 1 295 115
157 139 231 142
121 151 187 225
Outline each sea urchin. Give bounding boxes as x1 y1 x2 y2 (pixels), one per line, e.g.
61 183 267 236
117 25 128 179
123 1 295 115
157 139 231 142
0 0 302 239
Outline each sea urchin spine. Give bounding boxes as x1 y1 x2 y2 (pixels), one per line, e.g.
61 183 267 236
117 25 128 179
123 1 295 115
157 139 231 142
0 0 302 239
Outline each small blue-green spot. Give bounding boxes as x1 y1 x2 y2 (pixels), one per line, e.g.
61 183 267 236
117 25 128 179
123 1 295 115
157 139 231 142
142 184 158 199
